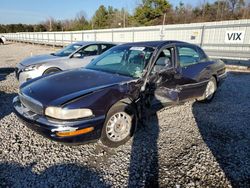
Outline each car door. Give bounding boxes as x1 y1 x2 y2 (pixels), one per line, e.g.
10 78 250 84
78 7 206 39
68 44 100 69
147 45 181 108
175 44 213 101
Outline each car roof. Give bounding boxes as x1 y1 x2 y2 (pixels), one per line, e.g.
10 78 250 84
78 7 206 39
73 41 117 46
121 40 190 48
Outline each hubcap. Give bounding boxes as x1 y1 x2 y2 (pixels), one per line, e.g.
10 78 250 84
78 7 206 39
205 80 215 100
106 112 132 142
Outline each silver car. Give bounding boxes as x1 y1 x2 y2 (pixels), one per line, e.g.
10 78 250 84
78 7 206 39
16 41 116 85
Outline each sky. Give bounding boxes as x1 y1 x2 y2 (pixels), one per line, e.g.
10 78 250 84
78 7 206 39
0 0 213 24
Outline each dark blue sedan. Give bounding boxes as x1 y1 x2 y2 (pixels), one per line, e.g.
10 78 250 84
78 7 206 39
13 41 226 147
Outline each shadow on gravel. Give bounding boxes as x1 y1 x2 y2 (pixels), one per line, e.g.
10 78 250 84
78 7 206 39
0 91 16 120
0 67 16 120
193 74 250 187
128 86 160 187
128 114 159 187
0 162 111 187
0 67 15 81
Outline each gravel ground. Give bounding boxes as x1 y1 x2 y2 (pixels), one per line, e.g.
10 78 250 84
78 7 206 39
0 42 250 188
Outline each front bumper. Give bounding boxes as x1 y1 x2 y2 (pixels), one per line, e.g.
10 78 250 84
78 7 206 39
16 64 43 85
16 70 39 85
218 71 227 84
13 96 105 145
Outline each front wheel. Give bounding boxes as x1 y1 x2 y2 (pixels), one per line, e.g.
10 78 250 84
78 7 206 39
197 77 217 103
100 102 137 148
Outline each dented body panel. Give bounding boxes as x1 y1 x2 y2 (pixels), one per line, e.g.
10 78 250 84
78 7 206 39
13 40 226 144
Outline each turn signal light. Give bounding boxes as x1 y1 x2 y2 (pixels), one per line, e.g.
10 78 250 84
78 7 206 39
56 127 94 137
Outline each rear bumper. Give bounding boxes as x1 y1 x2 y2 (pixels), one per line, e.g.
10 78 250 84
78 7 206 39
13 96 105 145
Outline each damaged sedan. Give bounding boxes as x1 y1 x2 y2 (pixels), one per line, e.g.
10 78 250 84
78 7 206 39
13 41 226 147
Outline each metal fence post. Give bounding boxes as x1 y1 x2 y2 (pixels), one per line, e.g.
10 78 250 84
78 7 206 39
111 29 114 42
32 33 34 45
54 32 56 48
62 32 64 46
200 25 205 47
132 29 135 42
71 33 73 43
47 33 49 45
82 32 84 41
42 32 44 45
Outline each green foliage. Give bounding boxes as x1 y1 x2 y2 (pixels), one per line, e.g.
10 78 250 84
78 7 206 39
92 5 109 29
71 11 91 30
0 24 34 33
0 0 249 33
134 0 172 26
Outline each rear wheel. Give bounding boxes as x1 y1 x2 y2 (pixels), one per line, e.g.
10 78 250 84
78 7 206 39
43 67 61 75
100 102 137 148
198 77 217 103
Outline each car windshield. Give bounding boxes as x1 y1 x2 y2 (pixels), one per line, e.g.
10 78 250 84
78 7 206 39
86 45 154 78
53 44 82 57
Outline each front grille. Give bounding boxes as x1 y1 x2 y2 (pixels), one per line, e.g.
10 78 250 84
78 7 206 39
19 94 43 115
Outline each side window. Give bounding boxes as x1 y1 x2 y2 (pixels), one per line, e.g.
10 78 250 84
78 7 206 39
196 47 208 62
152 47 174 73
78 45 98 57
101 44 114 53
178 46 200 67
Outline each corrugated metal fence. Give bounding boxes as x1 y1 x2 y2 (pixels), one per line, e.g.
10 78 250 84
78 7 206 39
2 19 250 60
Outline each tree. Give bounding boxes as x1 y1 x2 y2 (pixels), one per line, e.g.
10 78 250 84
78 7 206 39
33 24 47 32
72 11 91 30
133 0 172 26
92 5 109 29
228 0 245 13
105 6 131 28
1 0 250 33
174 2 194 23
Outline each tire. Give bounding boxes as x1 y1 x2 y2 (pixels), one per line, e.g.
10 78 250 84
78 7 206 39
100 102 137 148
43 68 61 75
198 76 217 103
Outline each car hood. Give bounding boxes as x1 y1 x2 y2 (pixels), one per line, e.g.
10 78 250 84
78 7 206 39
20 68 133 106
20 54 66 67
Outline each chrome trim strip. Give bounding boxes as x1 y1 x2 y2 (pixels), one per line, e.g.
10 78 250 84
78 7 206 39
177 79 209 89
19 92 43 109
218 72 227 79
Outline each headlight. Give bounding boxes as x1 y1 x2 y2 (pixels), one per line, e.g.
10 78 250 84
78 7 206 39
45 107 93 120
24 65 37 71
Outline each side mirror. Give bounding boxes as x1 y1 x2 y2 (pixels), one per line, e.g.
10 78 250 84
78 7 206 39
72 53 82 58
